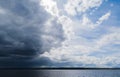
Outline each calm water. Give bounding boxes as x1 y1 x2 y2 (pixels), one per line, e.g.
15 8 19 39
42 70 120 77
0 70 120 77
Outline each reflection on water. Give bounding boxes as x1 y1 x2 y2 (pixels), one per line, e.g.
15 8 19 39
0 70 120 77
42 70 120 77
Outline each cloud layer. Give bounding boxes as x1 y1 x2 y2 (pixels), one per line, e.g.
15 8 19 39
0 0 120 68
0 0 65 67
40 0 120 67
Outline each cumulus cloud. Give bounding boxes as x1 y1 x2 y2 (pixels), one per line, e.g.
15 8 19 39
0 0 65 64
64 0 103 16
41 0 120 67
40 0 59 17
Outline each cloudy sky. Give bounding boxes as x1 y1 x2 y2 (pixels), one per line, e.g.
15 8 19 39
0 0 120 68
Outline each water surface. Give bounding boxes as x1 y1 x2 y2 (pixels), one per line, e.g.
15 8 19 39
0 70 120 77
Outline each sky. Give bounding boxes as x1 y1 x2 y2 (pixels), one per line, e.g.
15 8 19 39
0 0 120 68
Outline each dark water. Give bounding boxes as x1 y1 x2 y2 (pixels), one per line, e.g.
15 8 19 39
0 70 120 77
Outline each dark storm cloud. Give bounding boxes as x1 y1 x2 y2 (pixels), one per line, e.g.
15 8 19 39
0 0 65 67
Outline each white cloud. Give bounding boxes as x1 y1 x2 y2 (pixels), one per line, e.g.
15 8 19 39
42 51 120 67
40 0 120 67
95 32 120 50
64 0 103 16
58 15 75 40
96 11 111 25
40 0 59 17
80 11 111 30
42 16 120 67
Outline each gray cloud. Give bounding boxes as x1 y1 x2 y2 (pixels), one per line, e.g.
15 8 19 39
0 0 65 66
